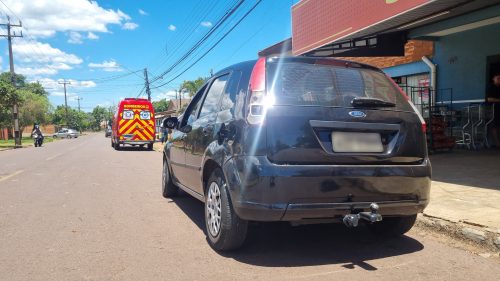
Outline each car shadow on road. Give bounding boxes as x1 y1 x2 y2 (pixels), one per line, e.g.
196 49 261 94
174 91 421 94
170 194 424 270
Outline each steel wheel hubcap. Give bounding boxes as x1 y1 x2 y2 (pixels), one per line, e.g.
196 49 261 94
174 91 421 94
206 182 222 237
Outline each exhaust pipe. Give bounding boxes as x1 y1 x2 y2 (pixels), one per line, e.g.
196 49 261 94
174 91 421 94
343 203 383 228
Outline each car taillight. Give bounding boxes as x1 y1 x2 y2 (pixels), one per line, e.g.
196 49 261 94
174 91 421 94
247 57 269 125
387 74 427 133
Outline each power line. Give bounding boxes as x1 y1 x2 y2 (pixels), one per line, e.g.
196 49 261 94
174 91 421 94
149 0 245 84
150 0 234 74
151 0 262 89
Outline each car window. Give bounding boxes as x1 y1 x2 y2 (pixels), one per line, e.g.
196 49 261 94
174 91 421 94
182 84 208 126
217 71 241 123
140 110 151 120
267 62 411 111
199 74 229 118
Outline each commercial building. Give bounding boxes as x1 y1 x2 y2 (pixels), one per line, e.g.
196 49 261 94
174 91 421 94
260 0 500 150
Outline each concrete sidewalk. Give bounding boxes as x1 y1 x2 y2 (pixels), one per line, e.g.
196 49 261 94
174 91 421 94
422 150 500 250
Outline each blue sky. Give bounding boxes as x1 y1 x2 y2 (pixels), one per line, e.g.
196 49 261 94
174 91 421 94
0 0 297 111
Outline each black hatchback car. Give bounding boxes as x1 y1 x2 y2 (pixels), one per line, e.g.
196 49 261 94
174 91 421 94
162 56 431 251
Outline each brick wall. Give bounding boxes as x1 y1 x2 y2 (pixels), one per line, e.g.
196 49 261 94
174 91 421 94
22 124 56 136
340 40 434 69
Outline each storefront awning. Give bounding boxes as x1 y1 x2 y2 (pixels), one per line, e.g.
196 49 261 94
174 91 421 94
292 0 500 57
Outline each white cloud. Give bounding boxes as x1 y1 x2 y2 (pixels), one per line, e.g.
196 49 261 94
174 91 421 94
139 9 148 16
87 32 99 40
88 60 123 72
13 39 83 77
1 0 133 37
153 90 176 101
168 24 176 31
200 21 213 28
122 22 139 30
16 66 58 76
68 31 83 44
14 39 83 65
37 78 97 96
97 101 112 107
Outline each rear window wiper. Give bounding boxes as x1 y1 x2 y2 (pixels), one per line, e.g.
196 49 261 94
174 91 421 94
351 97 396 108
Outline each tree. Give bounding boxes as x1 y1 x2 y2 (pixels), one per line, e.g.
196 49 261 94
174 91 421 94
51 105 93 131
0 80 22 128
181 77 206 97
90 106 108 131
152 99 170 112
17 89 51 133
24 82 49 97
0 72 26 88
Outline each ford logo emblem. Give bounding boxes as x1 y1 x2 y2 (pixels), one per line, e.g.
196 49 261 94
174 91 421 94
349 111 366 118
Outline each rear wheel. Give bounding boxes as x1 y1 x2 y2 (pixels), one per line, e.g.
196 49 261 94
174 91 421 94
162 158 178 198
66 135 71 139
205 168 248 251
147 143 153 151
369 214 417 237
113 140 120 150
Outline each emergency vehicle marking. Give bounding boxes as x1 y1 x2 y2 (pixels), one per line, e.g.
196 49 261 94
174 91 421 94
118 109 154 141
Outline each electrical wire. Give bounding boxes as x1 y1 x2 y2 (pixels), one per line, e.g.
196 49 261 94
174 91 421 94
149 0 245 84
151 0 262 89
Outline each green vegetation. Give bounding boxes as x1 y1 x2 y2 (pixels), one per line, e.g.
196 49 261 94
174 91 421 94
0 72 51 136
152 99 170 112
0 136 55 148
181 77 206 97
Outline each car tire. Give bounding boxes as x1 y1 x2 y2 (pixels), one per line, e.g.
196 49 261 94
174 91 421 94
205 168 248 251
53 135 57 139
162 158 178 198
369 214 417 237
66 135 71 139
147 143 153 151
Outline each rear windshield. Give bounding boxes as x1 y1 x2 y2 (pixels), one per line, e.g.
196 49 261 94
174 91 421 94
267 62 411 111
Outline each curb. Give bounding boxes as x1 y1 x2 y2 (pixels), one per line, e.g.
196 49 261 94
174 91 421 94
416 214 500 253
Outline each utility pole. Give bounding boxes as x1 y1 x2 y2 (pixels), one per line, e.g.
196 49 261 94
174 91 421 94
179 90 182 111
0 17 23 147
76 97 82 112
58 79 71 126
144 68 151 101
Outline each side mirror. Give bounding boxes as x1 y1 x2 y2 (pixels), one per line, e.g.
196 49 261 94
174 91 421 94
163 117 178 129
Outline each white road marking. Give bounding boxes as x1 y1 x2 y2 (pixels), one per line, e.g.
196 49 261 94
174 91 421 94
0 170 24 183
46 153 63 161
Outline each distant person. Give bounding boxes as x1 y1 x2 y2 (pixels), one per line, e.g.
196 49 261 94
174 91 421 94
487 73 500 147
31 124 44 143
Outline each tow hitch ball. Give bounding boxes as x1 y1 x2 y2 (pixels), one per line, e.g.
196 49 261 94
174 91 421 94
343 203 383 228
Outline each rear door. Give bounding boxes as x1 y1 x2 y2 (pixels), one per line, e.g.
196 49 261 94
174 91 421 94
136 104 155 141
264 60 427 165
184 74 229 193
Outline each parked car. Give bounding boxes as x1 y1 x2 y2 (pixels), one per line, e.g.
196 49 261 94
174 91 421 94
105 126 112 137
161 56 431 251
53 128 79 139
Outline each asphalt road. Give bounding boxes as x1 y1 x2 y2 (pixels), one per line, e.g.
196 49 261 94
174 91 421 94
0 133 499 281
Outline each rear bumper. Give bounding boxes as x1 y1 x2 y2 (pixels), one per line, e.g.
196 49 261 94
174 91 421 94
223 156 431 222
119 140 153 145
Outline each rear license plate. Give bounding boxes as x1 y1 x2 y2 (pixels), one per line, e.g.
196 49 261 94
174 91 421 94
331 132 383 153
